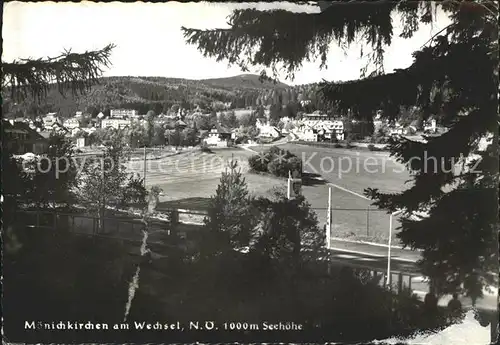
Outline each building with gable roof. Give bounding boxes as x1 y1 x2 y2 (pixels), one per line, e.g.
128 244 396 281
3 119 49 154
203 124 233 147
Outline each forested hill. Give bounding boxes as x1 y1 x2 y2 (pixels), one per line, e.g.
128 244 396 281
200 74 289 89
4 74 327 119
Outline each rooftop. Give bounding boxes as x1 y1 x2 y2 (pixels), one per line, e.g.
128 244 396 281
3 119 48 141
39 131 52 139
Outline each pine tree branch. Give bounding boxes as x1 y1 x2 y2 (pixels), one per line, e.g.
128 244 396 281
445 0 499 18
2 43 116 103
181 2 400 81
419 22 455 49
319 35 495 121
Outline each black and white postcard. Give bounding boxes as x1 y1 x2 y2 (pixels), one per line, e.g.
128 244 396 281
2 1 499 344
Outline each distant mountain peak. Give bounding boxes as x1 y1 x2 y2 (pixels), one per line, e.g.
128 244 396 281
200 73 288 89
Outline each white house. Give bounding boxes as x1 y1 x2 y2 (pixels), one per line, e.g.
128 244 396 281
63 118 81 130
322 120 345 141
101 118 131 130
110 109 138 118
388 123 404 136
203 126 232 147
70 127 83 137
230 128 239 140
297 117 344 141
424 119 437 132
302 112 333 122
204 134 226 147
76 137 89 148
83 127 97 135
256 118 268 129
296 126 318 142
42 113 62 129
258 125 281 139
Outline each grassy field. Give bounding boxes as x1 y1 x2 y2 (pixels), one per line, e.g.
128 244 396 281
126 147 283 205
125 144 412 244
273 143 411 244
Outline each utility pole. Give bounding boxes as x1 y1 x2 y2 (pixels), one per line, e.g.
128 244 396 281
143 146 147 188
366 206 370 236
387 212 393 287
387 209 402 287
287 170 292 199
100 153 105 233
326 186 332 249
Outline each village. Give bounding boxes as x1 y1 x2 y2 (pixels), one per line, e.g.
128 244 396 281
4 103 443 156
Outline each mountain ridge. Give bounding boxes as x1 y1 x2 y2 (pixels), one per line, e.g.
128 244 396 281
3 74 319 119
199 73 289 89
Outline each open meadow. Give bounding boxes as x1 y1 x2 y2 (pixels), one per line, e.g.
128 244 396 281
271 143 411 243
124 147 283 217
125 143 412 244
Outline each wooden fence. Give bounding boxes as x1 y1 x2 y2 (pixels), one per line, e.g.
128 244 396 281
13 208 207 243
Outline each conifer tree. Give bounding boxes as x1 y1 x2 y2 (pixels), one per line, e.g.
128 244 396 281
145 110 156 147
182 1 499 299
2 44 115 225
202 159 256 257
252 189 329 270
76 132 147 231
26 133 79 209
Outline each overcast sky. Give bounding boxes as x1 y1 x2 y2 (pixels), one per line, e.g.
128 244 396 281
3 1 451 85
